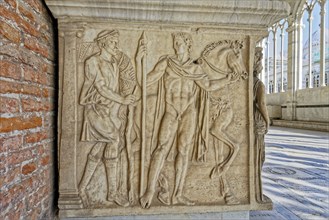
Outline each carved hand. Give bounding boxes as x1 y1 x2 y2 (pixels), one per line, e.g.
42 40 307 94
123 94 136 105
227 72 239 83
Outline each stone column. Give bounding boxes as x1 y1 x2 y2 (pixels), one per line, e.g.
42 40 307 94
280 31 285 92
261 39 266 84
273 34 278 93
285 17 299 120
58 29 83 209
320 0 327 86
308 14 314 88
297 19 304 90
266 39 270 94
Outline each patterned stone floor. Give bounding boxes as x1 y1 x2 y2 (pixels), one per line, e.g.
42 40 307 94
250 126 329 220
63 126 329 219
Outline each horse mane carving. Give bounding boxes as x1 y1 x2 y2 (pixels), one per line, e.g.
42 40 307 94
201 40 244 58
197 40 247 81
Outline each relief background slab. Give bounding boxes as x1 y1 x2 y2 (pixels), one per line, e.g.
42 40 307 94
56 20 270 218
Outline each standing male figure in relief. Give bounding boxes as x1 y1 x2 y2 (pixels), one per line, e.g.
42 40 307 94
79 29 136 207
136 32 236 208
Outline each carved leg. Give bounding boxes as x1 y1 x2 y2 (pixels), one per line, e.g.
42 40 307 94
126 105 135 204
172 110 196 206
104 158 129 207
210 129 240 178
140 145 168 208
104 140 129 207
157 173 170 205
79 154 100 207
79 143 105 207
172 151 194 206
255 135 265 203
140 113 177 209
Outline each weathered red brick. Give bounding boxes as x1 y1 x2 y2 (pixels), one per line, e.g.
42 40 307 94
0 21 21 44
41 87 54 98
22 98 50 112
0 191 11 213
40 155 50 166
0 136 22 153
0 60 21 80
0 96 20 114
0 116 42 133
0 80 42 97
4 0 17 9
6 166 21 184
6 184 25 209
22 162 37 175
7 149 32 165
24 131 48 144
0 155 6 173
18 4 37 23
23 65 48 85
30 205 42 219
0 1 54 218
25 0 42 13
44 114 55 128
0 43 45 70
24 35 49 58
0 5 39 37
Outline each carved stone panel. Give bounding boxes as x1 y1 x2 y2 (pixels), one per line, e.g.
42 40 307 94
45 1 292 217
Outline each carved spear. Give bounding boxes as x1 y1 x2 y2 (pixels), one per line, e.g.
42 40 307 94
139 31 147 197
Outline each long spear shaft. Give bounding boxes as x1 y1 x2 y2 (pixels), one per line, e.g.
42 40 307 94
140 31 147 197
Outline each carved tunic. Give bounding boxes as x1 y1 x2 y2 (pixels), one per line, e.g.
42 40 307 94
80 54 122 142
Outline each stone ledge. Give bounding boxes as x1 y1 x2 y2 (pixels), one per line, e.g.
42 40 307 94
45 0 290 28
61 211 249 220
272 120 329 132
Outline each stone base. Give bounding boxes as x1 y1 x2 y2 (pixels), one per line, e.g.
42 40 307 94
61 211 250 220
59 202 272 219
272 120 329 132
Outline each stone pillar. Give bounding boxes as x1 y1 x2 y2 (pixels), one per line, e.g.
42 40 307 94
273 34 278 93
307 14 313 88
320 0 327 86
280 31 285 92
261 39 266 84
285 17 299 120
266 39 271 94
58 29 83 209
297 19 304 90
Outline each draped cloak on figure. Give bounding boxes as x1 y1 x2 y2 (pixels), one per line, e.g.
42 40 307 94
80 50 136 146
148 56 210 162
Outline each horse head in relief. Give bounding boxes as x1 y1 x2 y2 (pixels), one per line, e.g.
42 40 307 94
196 40 248 81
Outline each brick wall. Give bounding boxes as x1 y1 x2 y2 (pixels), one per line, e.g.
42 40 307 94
0 0 57 219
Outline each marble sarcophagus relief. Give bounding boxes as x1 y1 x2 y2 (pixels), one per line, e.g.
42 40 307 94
45 0 290 218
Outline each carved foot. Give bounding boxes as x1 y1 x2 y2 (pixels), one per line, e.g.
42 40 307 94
108 194 129 207
140 191 154 209
224 191 240 205
101 200 115 207
79 189 90 208
158 191 171 205
128 189 135 205
172 195 195 206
